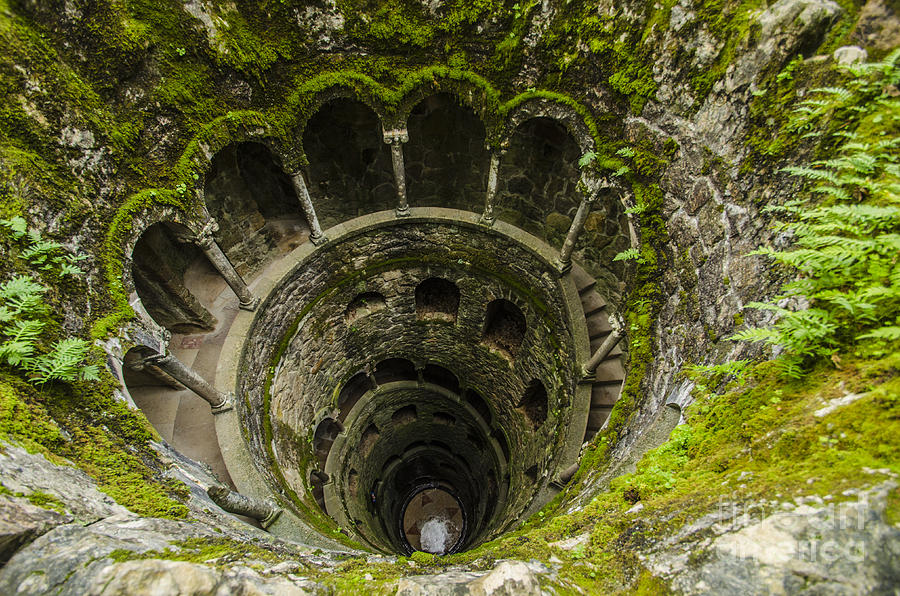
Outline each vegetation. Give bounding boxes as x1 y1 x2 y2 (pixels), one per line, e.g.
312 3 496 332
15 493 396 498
732 50 900 376
0 217 98 383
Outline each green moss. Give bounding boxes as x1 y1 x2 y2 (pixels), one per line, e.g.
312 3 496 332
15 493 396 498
24 490 66 513
0 372 188 519
108 536 287 565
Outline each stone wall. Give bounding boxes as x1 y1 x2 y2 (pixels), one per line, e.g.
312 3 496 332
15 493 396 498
234 214 590 548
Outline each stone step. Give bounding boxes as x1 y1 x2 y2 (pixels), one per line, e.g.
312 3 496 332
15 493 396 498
591 358 626 382
580 292 607 317
587 314 613 339
571 265 597 295
590 382 621 407
586 407 612 431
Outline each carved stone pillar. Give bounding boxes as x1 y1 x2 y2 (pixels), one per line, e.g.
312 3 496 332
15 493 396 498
556 177 608 274
207 485 282 529
582 314 624 380
289 171 327 245
192 219 260 311
383 128 410 217
481 148 505 226
130 350 232 414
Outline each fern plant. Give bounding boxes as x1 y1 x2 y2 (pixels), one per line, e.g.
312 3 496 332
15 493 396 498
732 50 900 373
0 218 98 384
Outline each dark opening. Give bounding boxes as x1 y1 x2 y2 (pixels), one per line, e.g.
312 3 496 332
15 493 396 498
374 358 418 385
415 277 460 322
337 372 375 422
405 93 489 212
346 292 387 323
421 364 460 394
481 299 526 360
303 98 394 221
518 379 548 429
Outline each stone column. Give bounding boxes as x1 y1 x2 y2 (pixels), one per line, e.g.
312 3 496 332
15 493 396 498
207 485 282 529
555 177 607 274
192 219 260 311
480 148 504 226
582 315 624 380
289 171 327 245
131 350 233 414
383 128 410 217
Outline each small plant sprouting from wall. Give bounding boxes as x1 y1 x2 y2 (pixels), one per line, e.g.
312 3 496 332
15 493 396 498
0 217 99 384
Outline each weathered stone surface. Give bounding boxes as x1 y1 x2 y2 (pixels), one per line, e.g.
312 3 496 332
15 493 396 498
645 483 900 595
0 496 67 564
395 561 543 596
0 443 129 523
833 45 868 65
85 560 311 596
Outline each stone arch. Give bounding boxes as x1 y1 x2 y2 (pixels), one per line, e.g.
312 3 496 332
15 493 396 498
302 97 394 224
502 98 596 156
374 358 418 386
481 299 527 361
130 221 217 334
496 117 582 246
203 141 310 274
421 364 460 394
182 113 295 201
404 93 490 213
313 417 344 469
346 291 387 324
415 277 460 322
337 371 374 423
518 379 548 430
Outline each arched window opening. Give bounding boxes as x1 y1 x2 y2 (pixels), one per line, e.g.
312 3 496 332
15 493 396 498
491 429 510 464
481 299 526 361
432 411 456 426
303 98 394 221
346 292 386 324
310 470 328 512
463 389 492 426
392 405 417 426
337 372 374 422
131 222 216 334
360 424 380 458
374 358 417 385
204 142 308 272
313 418 343 468
406 93 489 212
415 277 460 322
422 364 460 394
497 117 580 245
518 379 548 429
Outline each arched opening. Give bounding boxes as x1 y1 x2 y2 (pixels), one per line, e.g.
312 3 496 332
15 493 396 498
518 379 548 429
313 417 343 468
310 470 329 512
421 364 460 394
415 277 460 322
481 299 526 361
337 371 374 422
374 358 418 385
122 346 231 485
131 222 217 334
405 93 489 213
346 291 387 324
303 98 394 224
392 405 417 426
463 389 492 427
498 117 581 245
204 142 309 273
